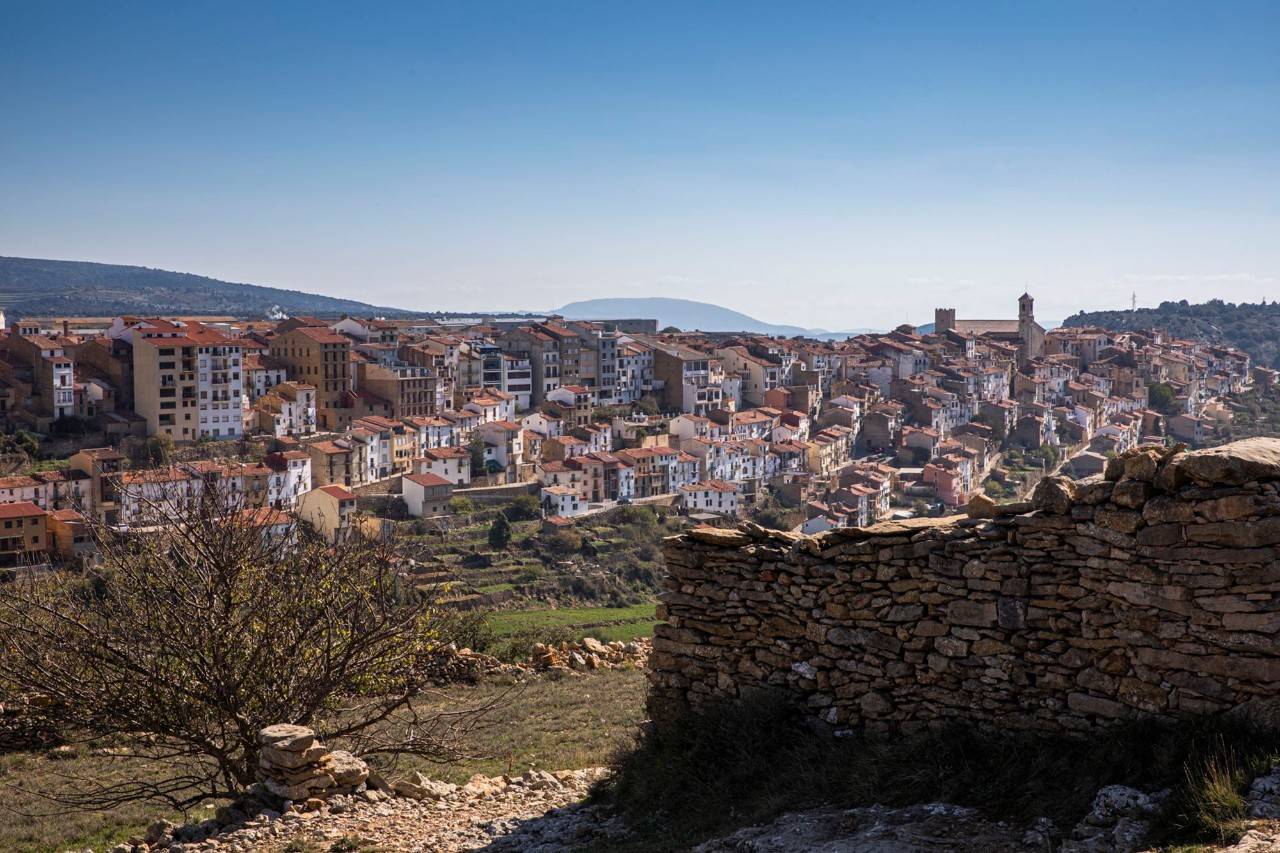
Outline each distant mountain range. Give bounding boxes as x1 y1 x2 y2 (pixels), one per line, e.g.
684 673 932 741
555 297 879 339
0 256 417 319
0 257 890 341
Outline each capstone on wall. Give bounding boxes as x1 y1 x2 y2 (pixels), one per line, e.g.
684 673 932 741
649 438 1280 732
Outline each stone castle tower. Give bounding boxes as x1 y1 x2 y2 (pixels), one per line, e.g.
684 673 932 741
934 307 956 333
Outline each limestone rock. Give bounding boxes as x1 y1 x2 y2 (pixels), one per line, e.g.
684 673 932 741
256 724 316 752
1122 450 1161 483
1160 437 1280 488
1247 764 1280 818
1032 476 1076 514
522 769 563 791
260 743 327 769
688 526 752 546
1110 479 1150 509
321 749 369 788
392 771 457 800
1061 785 1167 853
966 493 996 519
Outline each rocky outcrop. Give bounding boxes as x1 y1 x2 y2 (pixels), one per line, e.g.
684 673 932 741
1059 785 1168 852
650 439 1280 733
691 802 1044 852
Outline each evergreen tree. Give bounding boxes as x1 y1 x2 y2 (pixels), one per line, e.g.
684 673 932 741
488 512 512 550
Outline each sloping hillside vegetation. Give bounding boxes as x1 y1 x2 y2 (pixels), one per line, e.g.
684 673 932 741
1063 300 1280 368
0 256 415 318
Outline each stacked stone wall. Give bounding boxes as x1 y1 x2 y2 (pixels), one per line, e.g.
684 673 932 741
649 439 1280 732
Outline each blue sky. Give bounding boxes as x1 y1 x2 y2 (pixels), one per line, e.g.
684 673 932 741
2 1 1278 329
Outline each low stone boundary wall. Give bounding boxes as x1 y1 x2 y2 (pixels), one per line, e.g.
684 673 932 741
650 439 1280 733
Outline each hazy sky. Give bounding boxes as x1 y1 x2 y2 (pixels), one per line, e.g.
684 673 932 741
3 1 1278 329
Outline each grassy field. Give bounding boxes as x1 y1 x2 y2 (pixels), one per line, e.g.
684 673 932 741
0 669 647 853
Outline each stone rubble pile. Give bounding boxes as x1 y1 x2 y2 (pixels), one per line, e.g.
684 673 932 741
530 636 650 672
429 636 651 682
425 645 527 684
114 766 615 852
257 723 370 803
651 437 1280 733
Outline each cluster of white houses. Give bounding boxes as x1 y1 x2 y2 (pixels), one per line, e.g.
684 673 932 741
0 295 1265 552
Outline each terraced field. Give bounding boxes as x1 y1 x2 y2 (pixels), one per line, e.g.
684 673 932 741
385 501 680 657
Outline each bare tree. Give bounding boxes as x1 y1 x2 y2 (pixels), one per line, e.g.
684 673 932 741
0 485 496 811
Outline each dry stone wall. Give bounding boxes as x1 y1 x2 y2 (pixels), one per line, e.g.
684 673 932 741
650 438 1280 733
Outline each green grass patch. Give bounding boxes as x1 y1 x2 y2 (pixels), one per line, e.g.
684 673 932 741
486 604 657 637
589 621 659 643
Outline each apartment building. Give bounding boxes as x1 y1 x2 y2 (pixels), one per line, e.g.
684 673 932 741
412 446 471 486
359 361 438 418
307 439 363 488
352 415 417 477
716 345 782 407
131 331 199 441
256 381 317 437
497 326 556 404
71 336 135 412
242 353 289 402
678 480 740 515
195 329 244 438
1 334 75 425
649 342 725 415
458 342 534 410
264 450 313 507
0 501 49 567
569 452 635 502
269 323 352 430
614 340 655 404
114 318 242 440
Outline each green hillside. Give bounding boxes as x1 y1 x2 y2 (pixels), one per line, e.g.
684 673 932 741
0 256 416 318
1063 299 1280 369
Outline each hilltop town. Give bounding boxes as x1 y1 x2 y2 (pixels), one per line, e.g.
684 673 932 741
0 291 1266 569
